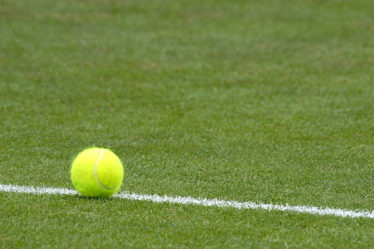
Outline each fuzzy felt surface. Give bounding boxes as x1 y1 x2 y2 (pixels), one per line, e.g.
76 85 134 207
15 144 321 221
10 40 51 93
71 148 124 197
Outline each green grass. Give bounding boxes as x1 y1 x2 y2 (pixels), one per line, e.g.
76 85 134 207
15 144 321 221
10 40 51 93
1 0 374 247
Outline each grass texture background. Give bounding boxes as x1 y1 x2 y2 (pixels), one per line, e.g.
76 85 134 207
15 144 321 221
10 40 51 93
1 0 374 248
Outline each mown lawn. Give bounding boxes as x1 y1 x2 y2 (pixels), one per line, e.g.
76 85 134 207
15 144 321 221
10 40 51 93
1 0 374 248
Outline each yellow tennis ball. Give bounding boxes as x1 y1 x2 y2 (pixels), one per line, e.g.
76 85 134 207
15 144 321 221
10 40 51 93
71 147 124 197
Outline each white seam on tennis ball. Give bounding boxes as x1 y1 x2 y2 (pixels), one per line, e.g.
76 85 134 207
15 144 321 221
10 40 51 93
94 149 118 191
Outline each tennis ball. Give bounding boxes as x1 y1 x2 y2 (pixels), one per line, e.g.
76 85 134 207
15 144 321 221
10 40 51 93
71 147 124 197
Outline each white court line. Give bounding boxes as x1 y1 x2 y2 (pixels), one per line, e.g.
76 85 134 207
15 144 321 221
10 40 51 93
1 183 374 219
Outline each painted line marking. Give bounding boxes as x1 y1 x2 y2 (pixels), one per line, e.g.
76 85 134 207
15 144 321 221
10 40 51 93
1 183 373 219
